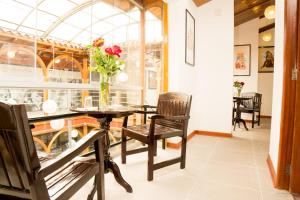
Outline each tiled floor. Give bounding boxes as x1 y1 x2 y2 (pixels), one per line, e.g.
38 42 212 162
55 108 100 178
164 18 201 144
71 119 294 200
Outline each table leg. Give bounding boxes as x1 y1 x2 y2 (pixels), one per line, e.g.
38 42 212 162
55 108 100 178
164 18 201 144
99 117 133 193
233 100 249 131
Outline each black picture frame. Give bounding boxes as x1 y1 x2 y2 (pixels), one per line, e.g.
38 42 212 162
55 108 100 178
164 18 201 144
185 9 195 66
258 46 275 73
234 44 251 76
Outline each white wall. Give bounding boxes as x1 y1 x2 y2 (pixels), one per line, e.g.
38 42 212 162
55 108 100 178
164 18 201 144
269 0 285 173
258 28 275 116
258 74 273 116
168 0 233 134
234 19 259 92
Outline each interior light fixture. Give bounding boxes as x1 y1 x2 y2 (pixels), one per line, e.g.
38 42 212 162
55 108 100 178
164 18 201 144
7 51 16 58
55 59 61 64
42 100 58 114
117 72 129 82
264 5 276 19
50 119 65 130
262 33 272 42
6 98 17 104
71 129 79 138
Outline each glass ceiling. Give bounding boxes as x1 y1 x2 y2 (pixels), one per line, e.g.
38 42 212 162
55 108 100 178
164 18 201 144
0 0 162 45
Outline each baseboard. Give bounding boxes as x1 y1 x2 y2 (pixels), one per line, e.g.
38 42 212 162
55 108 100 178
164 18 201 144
194 130 232 138
261 115 272 118
267 154 277 187
166 130 232 149
166 133 195 149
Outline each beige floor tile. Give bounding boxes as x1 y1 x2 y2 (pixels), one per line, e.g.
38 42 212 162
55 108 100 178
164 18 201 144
202 161 260 190
186 180 261 200
215 136 253 153
210 148 256 168
70 119 294 200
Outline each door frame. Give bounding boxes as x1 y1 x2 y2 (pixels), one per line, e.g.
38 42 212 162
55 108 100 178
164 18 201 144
275 0 299 191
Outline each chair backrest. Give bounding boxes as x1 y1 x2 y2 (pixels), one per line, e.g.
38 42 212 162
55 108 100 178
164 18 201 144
156 92 192 130
241 92 262 109
0 102 41 198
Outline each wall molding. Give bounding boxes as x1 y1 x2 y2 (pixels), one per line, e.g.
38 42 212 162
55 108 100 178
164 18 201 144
166 130 232 149
267 154 277 187
193 130 232 138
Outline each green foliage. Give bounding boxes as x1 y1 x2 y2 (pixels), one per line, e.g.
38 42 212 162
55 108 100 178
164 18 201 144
88 46 124 78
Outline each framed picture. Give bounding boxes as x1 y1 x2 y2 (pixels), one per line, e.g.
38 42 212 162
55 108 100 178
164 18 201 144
148 71 157 89
185 9 195 66
234 44 251 76
258 46 274 73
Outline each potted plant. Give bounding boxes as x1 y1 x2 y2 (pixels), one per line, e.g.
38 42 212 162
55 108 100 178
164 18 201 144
233 81 245 97
88 38 124 109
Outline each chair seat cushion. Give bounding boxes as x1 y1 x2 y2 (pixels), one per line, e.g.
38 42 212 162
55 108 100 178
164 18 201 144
239 107 260 113
123 124 183 141
44 157 98 200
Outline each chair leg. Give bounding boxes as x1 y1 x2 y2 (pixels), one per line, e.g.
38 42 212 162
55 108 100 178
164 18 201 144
232 109 235 125
162 138 166 149
94 139 105 200
147 142 154 181
252 112 255 128
258 111 261 126
154 140 157 156
180 136 187 169
121 134 127 164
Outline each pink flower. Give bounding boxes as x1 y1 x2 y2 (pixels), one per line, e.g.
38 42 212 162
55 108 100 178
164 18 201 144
105 45 122 57
105 47 113 55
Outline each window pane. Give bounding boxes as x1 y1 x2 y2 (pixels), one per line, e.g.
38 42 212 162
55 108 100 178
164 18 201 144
0 1 32 24
38 0 76 17
49 23 81 41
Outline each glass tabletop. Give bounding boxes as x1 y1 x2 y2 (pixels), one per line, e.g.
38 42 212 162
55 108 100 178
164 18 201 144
27 110 82 123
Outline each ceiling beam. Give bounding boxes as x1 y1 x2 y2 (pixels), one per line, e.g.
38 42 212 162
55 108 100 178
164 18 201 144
259 22 275 33
234 0 275 26
193 0 212 7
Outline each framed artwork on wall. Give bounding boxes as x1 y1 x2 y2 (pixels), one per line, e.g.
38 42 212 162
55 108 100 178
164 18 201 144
185 9 195 66
258 46 274 73
234 44 251 76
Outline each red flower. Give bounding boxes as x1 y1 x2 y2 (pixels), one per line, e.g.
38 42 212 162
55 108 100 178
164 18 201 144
105 45 122 57
93 38 104 47
112 45 122 57
105 47 113 55
241 82 245 86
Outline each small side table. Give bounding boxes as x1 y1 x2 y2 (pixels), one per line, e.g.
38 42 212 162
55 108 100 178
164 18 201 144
233 97 252 131
71 107 135 197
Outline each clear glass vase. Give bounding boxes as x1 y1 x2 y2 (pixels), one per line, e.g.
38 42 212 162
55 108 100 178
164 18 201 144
237 89 242 97
100 76 110 110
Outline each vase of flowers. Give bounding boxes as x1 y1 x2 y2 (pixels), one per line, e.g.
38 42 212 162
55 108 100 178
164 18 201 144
88 38 124 109
233 81 245 97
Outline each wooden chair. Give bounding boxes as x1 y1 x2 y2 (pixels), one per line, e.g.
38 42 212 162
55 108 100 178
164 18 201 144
0 102 105 200
240 92 262 128
121 92 192 181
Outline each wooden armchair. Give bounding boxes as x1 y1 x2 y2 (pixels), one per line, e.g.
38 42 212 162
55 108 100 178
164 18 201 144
240 93 262 128
122 92 192 181
0 102 105 200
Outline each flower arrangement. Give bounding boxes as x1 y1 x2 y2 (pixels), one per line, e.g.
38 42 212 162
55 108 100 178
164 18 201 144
87 38 125 108
233 81 245 97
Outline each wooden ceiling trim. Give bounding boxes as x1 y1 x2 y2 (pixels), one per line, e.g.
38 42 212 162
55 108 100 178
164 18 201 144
234 0 275 26
259 23 275 33
192 0 212 7
234 0 270 16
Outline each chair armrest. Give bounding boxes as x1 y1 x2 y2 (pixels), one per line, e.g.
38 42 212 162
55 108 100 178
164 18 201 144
130 104 157 114
37 129 105 178
150 114 190 121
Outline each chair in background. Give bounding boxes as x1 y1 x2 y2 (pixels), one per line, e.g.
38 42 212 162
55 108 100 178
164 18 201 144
0 102 105 200
240 92 262 128
121 92 192 181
